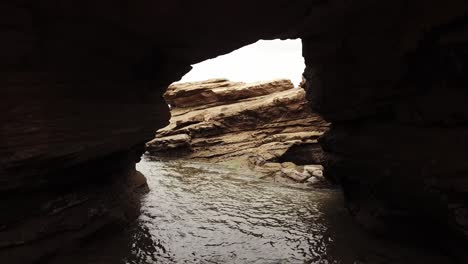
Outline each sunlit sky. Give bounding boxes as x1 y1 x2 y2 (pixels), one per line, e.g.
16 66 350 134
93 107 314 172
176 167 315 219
177 39 304 86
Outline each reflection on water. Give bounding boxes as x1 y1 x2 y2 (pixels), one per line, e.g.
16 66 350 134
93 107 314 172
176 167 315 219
131 157 333 263
58 155 452 263
126 156 450 264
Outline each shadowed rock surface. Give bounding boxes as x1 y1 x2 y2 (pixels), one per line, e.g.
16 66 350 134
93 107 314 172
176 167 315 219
1 1 468 262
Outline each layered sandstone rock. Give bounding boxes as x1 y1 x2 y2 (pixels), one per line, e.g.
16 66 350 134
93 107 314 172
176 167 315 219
147 79 329 165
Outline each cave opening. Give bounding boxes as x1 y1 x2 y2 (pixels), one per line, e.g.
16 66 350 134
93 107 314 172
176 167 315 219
145 38 330 185
134 39 352 262
178 39 305 86
132 37 451 263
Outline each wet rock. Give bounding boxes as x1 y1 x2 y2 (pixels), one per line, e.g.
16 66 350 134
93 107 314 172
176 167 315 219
304 165 324 177
280 168 311 183
252 161 329 185
147 134 191 152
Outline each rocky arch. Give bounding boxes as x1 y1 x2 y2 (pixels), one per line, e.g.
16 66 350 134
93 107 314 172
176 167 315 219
1 1 468 262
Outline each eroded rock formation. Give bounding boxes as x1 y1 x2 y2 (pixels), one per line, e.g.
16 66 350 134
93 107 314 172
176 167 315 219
147 79 328 162
147 79 329 184
1 0 468 262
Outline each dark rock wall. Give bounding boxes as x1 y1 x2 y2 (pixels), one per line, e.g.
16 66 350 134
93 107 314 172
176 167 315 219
300 1 468 241
1 0 468 262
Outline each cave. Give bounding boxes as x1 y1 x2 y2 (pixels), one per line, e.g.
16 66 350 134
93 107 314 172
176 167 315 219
1 1 468 263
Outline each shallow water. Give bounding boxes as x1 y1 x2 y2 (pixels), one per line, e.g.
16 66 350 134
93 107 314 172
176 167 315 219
61 155 452 263
133 157 335 263
126 156 451 264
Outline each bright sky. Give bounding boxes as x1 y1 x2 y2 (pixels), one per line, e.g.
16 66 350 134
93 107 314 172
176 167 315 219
177 39 304 86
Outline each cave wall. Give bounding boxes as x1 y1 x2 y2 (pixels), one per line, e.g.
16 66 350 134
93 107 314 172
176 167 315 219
1 0 468 262
300 1 468 241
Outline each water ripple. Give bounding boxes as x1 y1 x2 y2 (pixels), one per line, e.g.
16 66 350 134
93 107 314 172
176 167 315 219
113 156 453 264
